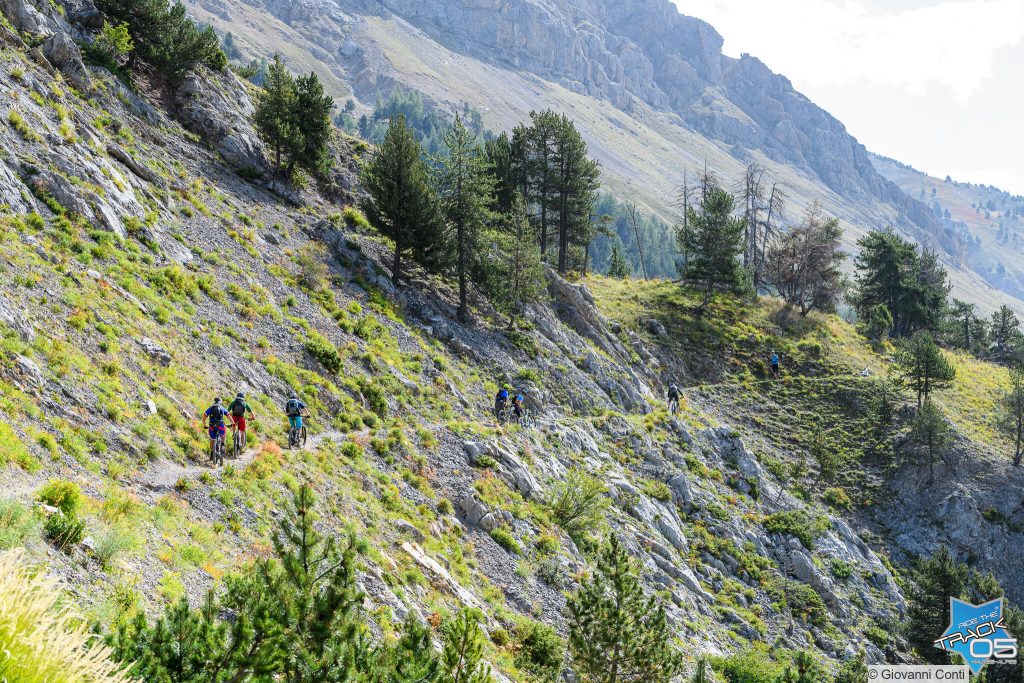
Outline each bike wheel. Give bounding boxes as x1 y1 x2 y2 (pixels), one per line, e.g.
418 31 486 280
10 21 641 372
300 427 307 448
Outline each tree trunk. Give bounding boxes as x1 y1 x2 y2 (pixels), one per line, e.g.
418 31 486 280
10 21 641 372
457 216 468 321
391 240 402 287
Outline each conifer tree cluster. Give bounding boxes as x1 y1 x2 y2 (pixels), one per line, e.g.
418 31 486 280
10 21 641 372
253 55 335 179
111 484 495 683
361 109 599 324
94 0 226 82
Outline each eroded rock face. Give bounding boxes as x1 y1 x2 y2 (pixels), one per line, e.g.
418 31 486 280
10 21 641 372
176 70 270 176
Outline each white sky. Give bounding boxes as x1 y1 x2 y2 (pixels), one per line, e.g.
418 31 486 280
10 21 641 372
673 0 1024 195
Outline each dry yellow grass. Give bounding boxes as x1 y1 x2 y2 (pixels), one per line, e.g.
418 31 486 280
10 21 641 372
0 550 132 682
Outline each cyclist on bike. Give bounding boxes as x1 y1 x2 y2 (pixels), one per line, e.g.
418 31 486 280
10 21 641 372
770 351 780 378
285 392 307 436
667 383 681 412
227 392 254 448
203 397 230 461
512 391 525 423
494 384 511 422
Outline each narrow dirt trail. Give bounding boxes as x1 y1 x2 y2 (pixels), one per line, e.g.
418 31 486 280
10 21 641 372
135 428 351 493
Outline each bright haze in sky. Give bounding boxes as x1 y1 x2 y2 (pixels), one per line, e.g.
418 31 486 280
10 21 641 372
674 0 1024 195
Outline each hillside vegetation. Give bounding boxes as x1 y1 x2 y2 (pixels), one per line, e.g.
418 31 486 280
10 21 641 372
2 2 1024 683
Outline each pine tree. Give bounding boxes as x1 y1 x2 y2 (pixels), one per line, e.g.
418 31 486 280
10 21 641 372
96 0 224 82
897 332 956 408
293 72 334 177
834 650 868 683
254 55 303 173
906 546 968 664
360 114 443 286
989 305 1024 364
999 366 1024 466
691 658 714 683
566 535 683 683
527 111 560 260
484 132 516 214
852 228 949 337
551 113 600 274
681 187 747 309
908 398 952 484
776 651 823 683
436 114 495 321
944 299 987 356
440 609 492 683
607 243 631 278
478 195 547 328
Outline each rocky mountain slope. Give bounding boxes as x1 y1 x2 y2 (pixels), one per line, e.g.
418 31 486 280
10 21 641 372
873 154 1024 302
181 0 1018 314
3 1 1024 681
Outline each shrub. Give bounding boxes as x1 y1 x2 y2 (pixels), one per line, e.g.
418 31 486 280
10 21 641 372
0 500 39 550
761 510 829 550
44 512 85 549
0 551 130 682
436 498 454 515
340 441 363 459
342 205 370 229
489 526 521 554
712 644 784 683
548 467 610 543
93 525 140 568
640 479 672 502
295 243 328 291
534 534 559 556
36 480 83 517
86 21 134 69
359 379 387 416
514 619 564 682
824 487 853 510
7 110 41 142
830 559 853 579
305 332 343 374
537 557 566 587
489 628 510 647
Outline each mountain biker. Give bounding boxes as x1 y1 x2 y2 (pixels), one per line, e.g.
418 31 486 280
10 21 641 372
667 383 681 412
203 397 230 459
512 392 525 422
227 392 254 448
770 351 780 377
285 392 307 436
494 384 511 422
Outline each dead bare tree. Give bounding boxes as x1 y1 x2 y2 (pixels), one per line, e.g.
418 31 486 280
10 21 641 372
758 182 788 282
626 202 648 280
737 162 768 279
673 170 696 272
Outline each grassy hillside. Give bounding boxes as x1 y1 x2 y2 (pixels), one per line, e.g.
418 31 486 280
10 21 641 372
3 4 1024 680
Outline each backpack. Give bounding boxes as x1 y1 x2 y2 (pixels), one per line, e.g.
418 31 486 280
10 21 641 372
208 405 226 425
229 399 245 417
286 399 301 416
498 389 509 401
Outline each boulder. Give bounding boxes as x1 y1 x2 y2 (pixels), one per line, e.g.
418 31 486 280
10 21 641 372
43 31 90 92
140 337 173 366
667 473 694 509
395 519 425 542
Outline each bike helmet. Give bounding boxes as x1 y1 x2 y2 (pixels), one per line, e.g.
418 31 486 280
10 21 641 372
236 392 245 399
503 383 512 390
214 397 222 404
290 392 298 399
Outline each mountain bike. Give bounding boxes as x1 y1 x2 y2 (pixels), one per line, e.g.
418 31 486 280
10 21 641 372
668 397 679 415
518 408 536 429
497 404 514 425
288 416 308 450
230 421 246 459
209 429 225 467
